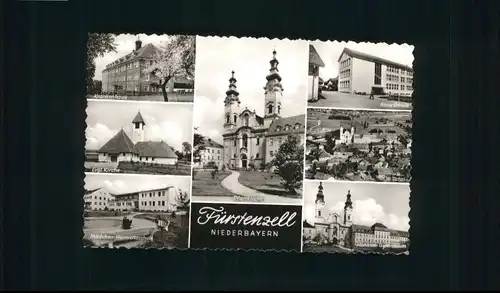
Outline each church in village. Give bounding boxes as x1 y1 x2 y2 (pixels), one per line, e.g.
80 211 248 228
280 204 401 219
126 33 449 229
96 111 178 165
222 50 306 169
303 182 410 250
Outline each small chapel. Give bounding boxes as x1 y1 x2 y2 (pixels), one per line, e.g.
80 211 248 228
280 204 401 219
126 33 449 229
221 49 306 169
96 111 178 165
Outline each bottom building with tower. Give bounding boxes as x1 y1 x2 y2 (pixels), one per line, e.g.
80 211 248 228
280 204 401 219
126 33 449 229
303 181 410 253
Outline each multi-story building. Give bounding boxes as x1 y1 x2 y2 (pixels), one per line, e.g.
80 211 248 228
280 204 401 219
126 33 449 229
337 47 414 97
84 187 114 210
303 182 409 250
101 37 193 95
222 50 306 169
197 137 224 168
107 186 179 212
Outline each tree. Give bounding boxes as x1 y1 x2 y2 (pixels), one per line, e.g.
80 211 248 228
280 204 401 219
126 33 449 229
182 141 192 164
175 189 190 210
174 150 184 160
272 135 304 193
86 33 117 90
192 130 206 164
142 35 196 102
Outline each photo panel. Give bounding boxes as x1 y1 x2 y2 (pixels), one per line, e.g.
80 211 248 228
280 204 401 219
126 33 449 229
85 100 194 176
307 41 414 111
302 180 410 254
188 36 309 251
83 173 192 249
87 33 196 103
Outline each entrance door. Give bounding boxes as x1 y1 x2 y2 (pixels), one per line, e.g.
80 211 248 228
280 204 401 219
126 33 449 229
110 154 118 162
241 154 248 168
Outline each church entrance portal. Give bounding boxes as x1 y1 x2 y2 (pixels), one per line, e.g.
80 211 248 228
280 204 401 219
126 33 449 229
332 237 338 245
110 154 118 162
241 154 248 168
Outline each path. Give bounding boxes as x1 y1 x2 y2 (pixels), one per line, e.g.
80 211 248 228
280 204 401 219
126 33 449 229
220 171 302 204
309 91 412 110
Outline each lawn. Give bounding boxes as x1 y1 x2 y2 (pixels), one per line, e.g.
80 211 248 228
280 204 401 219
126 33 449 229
191 170 236 197
237 171 300 198
83 210 128 217
303 244 350 253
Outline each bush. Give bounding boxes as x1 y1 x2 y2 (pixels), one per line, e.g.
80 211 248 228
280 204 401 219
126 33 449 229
122 217 132 230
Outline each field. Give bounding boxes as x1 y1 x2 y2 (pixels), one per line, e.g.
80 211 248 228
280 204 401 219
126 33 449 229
191 170 236 197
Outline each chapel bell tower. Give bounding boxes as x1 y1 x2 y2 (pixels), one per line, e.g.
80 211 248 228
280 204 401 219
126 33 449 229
132 111 146 144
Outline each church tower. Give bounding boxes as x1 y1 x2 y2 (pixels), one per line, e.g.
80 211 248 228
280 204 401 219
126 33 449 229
263 49 283 128
315 182 326 222
223 70 241 130
132 111 146 144
343 190 353 227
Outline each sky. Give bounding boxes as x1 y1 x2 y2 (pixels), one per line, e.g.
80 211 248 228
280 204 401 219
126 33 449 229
85 100 193 151
84 173 191 195
93 33 174 81
310 41 415 80
193 36 308 142
303 181 410 232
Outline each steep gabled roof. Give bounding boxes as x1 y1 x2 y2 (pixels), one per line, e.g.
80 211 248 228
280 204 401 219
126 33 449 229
84 187 102 195
98 129 138 154
203 138 223 148
309 44 325 67
132 112 146 124
266 114 306 137
338 47 413 72
135 141 177 158
104 43 159 70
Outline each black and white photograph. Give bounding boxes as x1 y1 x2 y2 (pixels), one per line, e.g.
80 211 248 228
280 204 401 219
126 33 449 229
308 41 414 110
305 108 412 182
302 181 410 254
85 100 194 175
191 36 308 205
83 173 191 249
87 33 195 102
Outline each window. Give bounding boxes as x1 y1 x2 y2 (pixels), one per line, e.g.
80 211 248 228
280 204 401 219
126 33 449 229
233 139 236 146
267 104 273 114
244 115 249 126
401 77 405 83
294 123 301 129
374 63 382 85
285 125 290 131
278 138 282 145
225 114 230 124
146 74 150 81
256 153 259 159
278 105 281 114
218 150 220 154
218 156 220 160
269 139 273 146
256 137 260 145
242 134 248 148
270 151 274 156
233 114 237 123
276 126 281 132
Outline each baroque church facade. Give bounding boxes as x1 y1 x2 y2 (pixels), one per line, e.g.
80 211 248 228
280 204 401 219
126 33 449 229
222 50 306 169
303 182 410 250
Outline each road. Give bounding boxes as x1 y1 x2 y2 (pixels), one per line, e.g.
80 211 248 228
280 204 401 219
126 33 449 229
308 91 412 110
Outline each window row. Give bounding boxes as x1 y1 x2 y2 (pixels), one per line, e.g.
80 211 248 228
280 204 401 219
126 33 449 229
340 68 351 78
339 80 350 88
340 58 352 69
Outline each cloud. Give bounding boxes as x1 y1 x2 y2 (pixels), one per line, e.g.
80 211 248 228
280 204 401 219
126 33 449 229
85 173 192 196
85 101 193 152
194 36 308 142
85 123 116 150
303 182 410 232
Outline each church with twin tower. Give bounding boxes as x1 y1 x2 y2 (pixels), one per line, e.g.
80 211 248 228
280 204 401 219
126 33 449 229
222 49 306 170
